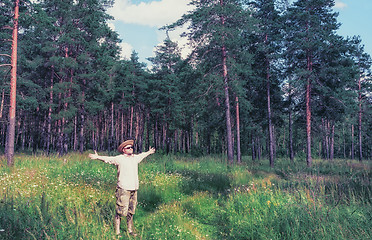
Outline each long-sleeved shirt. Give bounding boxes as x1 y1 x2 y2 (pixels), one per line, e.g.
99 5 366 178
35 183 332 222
97 152 151 190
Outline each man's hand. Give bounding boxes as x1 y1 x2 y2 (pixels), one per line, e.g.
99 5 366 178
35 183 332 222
148 147 156 155
89 150 99 160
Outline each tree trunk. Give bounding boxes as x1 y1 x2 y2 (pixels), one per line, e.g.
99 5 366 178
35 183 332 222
324 119 330 160
110 101 114 151
219 0 233 163
79 78 86 153
73 115 78 151
6 0 19 166
306 76 312 166
330 122 334 161
134 109 141 152
343 124 346 159
351 124 354 160
130 106 134 138
222 46 233 163
251 133 256 162
46 67 54 154
79 110 85 153
257 136 262 160
266 59 274 168
0 89 4 119
146 111 150 149
305 48 313 167
358 74 363 161
235 97 241 164
288 107 294 162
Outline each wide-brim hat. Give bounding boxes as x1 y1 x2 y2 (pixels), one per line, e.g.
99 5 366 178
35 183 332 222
117 139 134 153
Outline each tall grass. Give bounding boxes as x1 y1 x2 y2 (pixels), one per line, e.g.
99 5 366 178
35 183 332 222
0 153 371 239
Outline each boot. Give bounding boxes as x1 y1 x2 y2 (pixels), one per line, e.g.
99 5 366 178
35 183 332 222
114 214 121 235
126 213 137 237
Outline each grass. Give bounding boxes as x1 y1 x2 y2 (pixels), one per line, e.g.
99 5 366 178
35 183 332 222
0 153 371 239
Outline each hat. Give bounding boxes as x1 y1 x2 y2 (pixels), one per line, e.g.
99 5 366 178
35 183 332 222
117 139 134 153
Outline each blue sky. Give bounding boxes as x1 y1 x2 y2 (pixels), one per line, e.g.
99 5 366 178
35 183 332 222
107 0 372 67
336 0 372 59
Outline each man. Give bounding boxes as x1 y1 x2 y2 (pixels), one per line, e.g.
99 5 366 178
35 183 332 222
88 139 155 236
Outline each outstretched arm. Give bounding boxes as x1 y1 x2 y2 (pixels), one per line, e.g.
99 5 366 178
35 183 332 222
88 150 119 164
147 147 156 155
88 150 100 160
137 147 156 162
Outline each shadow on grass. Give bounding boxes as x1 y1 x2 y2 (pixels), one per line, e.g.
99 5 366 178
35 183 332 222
138 185 163 212
177 169 231 197
137 170 231 214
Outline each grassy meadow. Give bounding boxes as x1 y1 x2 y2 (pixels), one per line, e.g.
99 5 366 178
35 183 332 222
0 153 371 239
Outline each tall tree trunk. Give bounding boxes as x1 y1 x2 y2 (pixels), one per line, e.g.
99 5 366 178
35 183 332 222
325 119 330 160
46 67 54 154
219 0 233 163
266 58 274 168
251 133 256 162
330 122 334 161
0 89 4 119
79 109 85 153
110 101 114 151
257 136 262 160
146 111 150 149
288 106 294 162
130 106 134 138
306 76 312 166
235 97 241 164
79 77 86 153
79 88 85 153
343 124 346 159
222 45 233 163
351 124 354 160
306 48 313 166
6 0 19 166
134 109 140 152
358 74 363 161
74 115 78 151
322 120 325 159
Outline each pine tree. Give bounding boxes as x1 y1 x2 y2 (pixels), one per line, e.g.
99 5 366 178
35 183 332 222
166 0 254 162
4 0 20 166
284 0 340 166
148 38 185 152
249 0 283 167
346 36 372 161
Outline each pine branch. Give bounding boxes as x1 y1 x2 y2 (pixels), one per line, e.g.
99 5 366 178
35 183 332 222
0 54 12 58
1 26 13 30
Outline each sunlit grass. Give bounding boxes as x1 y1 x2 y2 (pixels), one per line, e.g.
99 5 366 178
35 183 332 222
0 153 371 239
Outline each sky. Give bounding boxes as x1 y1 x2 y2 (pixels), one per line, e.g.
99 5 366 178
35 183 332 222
107 0 372 67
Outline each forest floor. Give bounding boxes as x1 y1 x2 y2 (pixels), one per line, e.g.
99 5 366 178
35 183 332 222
0 153 371 239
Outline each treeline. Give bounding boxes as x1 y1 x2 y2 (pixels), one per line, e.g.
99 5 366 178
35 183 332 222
1 0 371 165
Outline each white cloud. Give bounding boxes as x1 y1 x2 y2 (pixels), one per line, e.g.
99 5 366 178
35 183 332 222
108 0 193 27
109 0 194 61
153 24 192 59
119 41 134 59
107 21 116 31
334 0 347 9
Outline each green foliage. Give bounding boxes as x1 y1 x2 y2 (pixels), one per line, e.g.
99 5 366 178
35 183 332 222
0 154 371 239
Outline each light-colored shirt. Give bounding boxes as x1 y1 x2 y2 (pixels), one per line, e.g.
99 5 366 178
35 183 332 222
97 152 150 190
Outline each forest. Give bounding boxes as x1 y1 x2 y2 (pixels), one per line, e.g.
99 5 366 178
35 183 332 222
1 0 371 166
